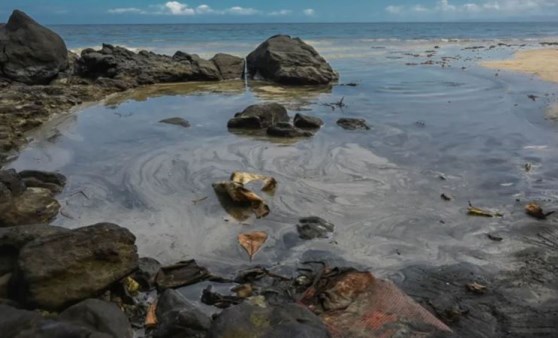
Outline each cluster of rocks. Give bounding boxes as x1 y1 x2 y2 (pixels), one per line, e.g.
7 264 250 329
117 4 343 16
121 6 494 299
0 10 338 164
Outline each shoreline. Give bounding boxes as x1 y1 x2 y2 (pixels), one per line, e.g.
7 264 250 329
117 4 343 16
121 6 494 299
481 48 558 83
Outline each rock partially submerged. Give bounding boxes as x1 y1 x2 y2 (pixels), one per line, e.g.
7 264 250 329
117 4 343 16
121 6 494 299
337 118 370 130
16 223 138 310
247 35 338 85
0 169 66 227
267 122 314 138
294 113 324 129
297 217 335 239
0 10 69 84
153 289 211 338
228 103 289 129
159 117 191 128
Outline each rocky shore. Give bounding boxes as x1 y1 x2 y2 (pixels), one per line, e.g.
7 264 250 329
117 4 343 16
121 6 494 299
1 9 558 338
0 10 337 164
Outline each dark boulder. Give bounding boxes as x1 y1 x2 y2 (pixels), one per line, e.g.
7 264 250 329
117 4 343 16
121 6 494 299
297 217 335 240
267 122 314 138
228 103 289 129
294 113 324 129
247 35 338 85
0 169 26 197
0 224 68 276
0 303 114 338
208 302 330 338
153 289 211 338
211 53 245 80
159 117 191 128
16 223 138 310
173 51 222 80
0 10 68 84
59 299 133 338
336 118 370 130
78 45 211 84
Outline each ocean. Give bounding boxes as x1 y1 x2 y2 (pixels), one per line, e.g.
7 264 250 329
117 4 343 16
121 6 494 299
9 22 558 277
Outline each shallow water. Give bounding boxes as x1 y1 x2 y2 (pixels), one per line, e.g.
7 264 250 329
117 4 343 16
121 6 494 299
8 41 558 278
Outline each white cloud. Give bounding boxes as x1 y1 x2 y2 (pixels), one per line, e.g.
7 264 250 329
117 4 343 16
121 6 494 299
269 9 292 16
165 1 195 15
303 8 315 16
108 8 145 14
226 6 259 15
386 5 403 14
386 0 558 17
196 4 215 14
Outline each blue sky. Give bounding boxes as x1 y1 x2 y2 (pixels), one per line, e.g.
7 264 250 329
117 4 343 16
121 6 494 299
1 0 557 24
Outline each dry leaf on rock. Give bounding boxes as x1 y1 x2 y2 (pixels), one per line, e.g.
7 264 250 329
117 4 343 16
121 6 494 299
145 301 158 328
467 202 503 218
238 231 268 261
230 171 277 192
525 202 555 220
466 282 487 294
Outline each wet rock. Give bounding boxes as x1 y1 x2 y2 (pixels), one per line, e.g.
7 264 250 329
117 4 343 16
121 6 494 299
18 170 66 194
0 303 114 338
336 118 370 130
156 260 210 290
153 289 211 338
159 117 191 128
267 122 314 138
0 273 10 298
0 10 69 84
297 217 334 240
208 301 330 338
59 299 133 338
0 169 26 197
293 113 324 129
228 103 289 129
78 45 218 84
17 223 138 310
0 188 61 227
0 224 68 276
247 35 338 85
133 257 161 291
211 53 245 80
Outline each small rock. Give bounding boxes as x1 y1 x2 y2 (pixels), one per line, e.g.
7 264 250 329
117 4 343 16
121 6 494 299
267 122 314 138
0 188 61 227
133 257 161 291
159 117 191 128
59 299 133 338
208 302 330 338
337 118 370 130
153 289 211 338
297 216 335 240
293 113 323 129
228 103 289 129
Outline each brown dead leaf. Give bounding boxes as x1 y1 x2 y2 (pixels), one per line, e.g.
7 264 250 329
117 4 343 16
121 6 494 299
145 301 158 328
525 202 555 220
466 282 487 294
467 201 503 218
214 181 270 218
230 171 277 192
238 231 268 261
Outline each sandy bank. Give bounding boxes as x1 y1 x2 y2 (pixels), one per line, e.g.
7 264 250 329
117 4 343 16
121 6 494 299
482 48 558 83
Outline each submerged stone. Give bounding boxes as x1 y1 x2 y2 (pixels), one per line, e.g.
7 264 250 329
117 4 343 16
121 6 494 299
228 103 289 129
294 113 324 129
297 217 335 240
159 117 191 128
267 122 314 138
336 118 370 130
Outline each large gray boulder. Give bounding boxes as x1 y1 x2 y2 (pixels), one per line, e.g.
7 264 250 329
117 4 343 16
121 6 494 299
228 103 289 129
246 35 338 85
211 53 245 80
16 223 138 310
0 10 69 84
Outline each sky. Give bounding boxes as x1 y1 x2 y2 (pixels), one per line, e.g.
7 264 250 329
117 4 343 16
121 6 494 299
1 0 557 24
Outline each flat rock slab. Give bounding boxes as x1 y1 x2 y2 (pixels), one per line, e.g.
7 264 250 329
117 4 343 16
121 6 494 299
17 223 138 310
156 260 210 290
159 117 191 128
267 122 314 138
337 118 370 130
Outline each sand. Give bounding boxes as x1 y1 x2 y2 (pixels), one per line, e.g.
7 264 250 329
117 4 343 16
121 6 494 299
482 48 558 83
